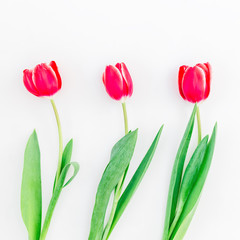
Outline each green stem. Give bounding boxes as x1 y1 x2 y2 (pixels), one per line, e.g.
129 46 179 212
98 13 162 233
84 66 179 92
122 102 128 135
196 105 202 144
102 102 129 240
50 99 63 189
40 100 63 240
40 185 63 240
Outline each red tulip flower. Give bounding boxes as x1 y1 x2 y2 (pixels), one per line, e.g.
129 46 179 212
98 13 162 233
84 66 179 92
163 62 216 240
102 62 133 101
23 61 62 97
178 62 211 103
21 60 80 240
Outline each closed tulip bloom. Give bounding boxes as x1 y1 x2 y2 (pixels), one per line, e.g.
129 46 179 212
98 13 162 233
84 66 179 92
23 61 62 97
102 62 133 101
178 62 211 103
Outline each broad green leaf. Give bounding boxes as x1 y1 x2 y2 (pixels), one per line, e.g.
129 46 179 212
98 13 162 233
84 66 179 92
162 105 197 240
21 130 42 240
88 129 138 240
168 136 208 237
170 123 217 240
108 125 164 236
53 139 73 190
40 162 80 240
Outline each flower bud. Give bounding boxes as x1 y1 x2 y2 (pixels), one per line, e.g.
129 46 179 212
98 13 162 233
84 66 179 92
178 62 211 103
102 62 133 101
23 61 62 97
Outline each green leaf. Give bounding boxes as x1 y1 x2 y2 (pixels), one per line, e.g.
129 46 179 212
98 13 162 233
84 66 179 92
61 139 73 171
21 130 42 240
108 125 164 236
40 162 80 240
170 123 217 240
88 129 138 240
170 200 199 240
168 135 208 237
162 105 197 240
63 161 79 187
53 139 73 191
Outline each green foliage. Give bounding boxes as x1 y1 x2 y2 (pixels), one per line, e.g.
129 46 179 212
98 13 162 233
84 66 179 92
21 130 42 240
88 130 138 240
40 162 79 240
40 140 79 240
162 105 197 240
162 103 217 240
168 136 208 237
108 126 164 236
170 124 217 240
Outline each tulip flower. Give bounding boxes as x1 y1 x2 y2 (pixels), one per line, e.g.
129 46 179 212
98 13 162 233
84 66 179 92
21 61 79 240
88 62 163 240
100 62 133 238
23 61 63 183
162 63 216 240
178 62 211 144
23 61 62 97
102 62 133 135
178 62 211 103
102 62 133 102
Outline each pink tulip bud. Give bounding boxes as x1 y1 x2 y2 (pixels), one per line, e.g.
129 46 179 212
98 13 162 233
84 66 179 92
178 62 211 103
23 61 62 97
102 62 133 101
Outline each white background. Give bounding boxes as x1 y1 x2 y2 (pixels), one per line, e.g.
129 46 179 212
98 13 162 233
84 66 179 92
0 0 239 239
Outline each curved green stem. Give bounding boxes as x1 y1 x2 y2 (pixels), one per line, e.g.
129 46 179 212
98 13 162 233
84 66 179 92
196 105 202 144
50 99 63 189
122 102 128 135
40 100 63 240
102 102 129 240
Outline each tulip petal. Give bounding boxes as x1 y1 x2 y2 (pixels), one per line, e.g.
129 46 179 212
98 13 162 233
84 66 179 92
23 69 40 97
196 63 208 73
115 63 127 97
182 66 206 103
49 61 62 90
117 63 133 97
178 66 188 100
102 72 106 85
33 63 59 96
196 63 211 99
203 62 211 99
104 65 124 100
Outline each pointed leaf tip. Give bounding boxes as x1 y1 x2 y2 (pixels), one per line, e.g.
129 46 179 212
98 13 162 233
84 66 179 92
169 123 217 240
108 127 163 235
32 129 37 136
21 131 42 240
89 130 138 240
214 122 217 132
162 106 196 240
